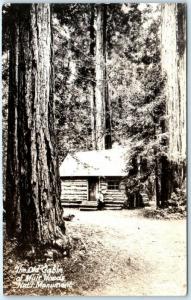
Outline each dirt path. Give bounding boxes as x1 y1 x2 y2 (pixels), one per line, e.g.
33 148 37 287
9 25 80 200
65 209 187 296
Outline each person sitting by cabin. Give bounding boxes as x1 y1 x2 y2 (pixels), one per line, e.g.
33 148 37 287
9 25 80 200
97 190 105 209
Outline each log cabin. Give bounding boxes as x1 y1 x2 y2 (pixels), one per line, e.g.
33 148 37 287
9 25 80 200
59 148 128 210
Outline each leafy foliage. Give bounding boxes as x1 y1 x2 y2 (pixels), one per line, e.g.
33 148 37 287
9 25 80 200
52 4 166 168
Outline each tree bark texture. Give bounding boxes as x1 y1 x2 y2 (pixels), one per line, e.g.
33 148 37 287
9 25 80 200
6 4 65 245
160 4 186 205
95 5 112 150
89 5 97 150
161 3 186 162
5 7 21 237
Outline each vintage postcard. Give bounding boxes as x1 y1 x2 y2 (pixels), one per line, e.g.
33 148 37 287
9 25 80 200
2 3 187 296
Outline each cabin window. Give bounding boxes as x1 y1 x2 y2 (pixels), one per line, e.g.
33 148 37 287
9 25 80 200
107 180 120 190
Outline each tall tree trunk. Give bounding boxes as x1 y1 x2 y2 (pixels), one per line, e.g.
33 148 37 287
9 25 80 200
95 4 112 150
161 3 186 162
6 4 65 246
89 4 97 150
5 7 20 237
160 3 186 203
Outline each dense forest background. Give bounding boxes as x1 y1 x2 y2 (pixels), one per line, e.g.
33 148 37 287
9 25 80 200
2 3 186 239
53 4 162 157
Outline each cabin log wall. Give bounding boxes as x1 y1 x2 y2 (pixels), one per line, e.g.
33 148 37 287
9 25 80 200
100 178 127 203
61 179 88 203
61 177 127 208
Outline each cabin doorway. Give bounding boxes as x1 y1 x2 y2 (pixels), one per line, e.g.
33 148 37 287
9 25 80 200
88 178 98 201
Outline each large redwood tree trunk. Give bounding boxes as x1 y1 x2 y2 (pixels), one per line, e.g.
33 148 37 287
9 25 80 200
160 4 186 205
5 6 20 237
6 4 65 246
95 4 112 150
89 4 97 150
161 3 186 162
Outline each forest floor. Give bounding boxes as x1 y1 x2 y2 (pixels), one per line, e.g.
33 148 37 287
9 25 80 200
4 209 187 296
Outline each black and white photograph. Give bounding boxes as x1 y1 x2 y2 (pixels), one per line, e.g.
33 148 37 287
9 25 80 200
2 2 187 296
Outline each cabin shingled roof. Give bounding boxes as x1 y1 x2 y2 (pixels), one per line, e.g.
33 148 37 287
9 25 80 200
59 148 128 177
